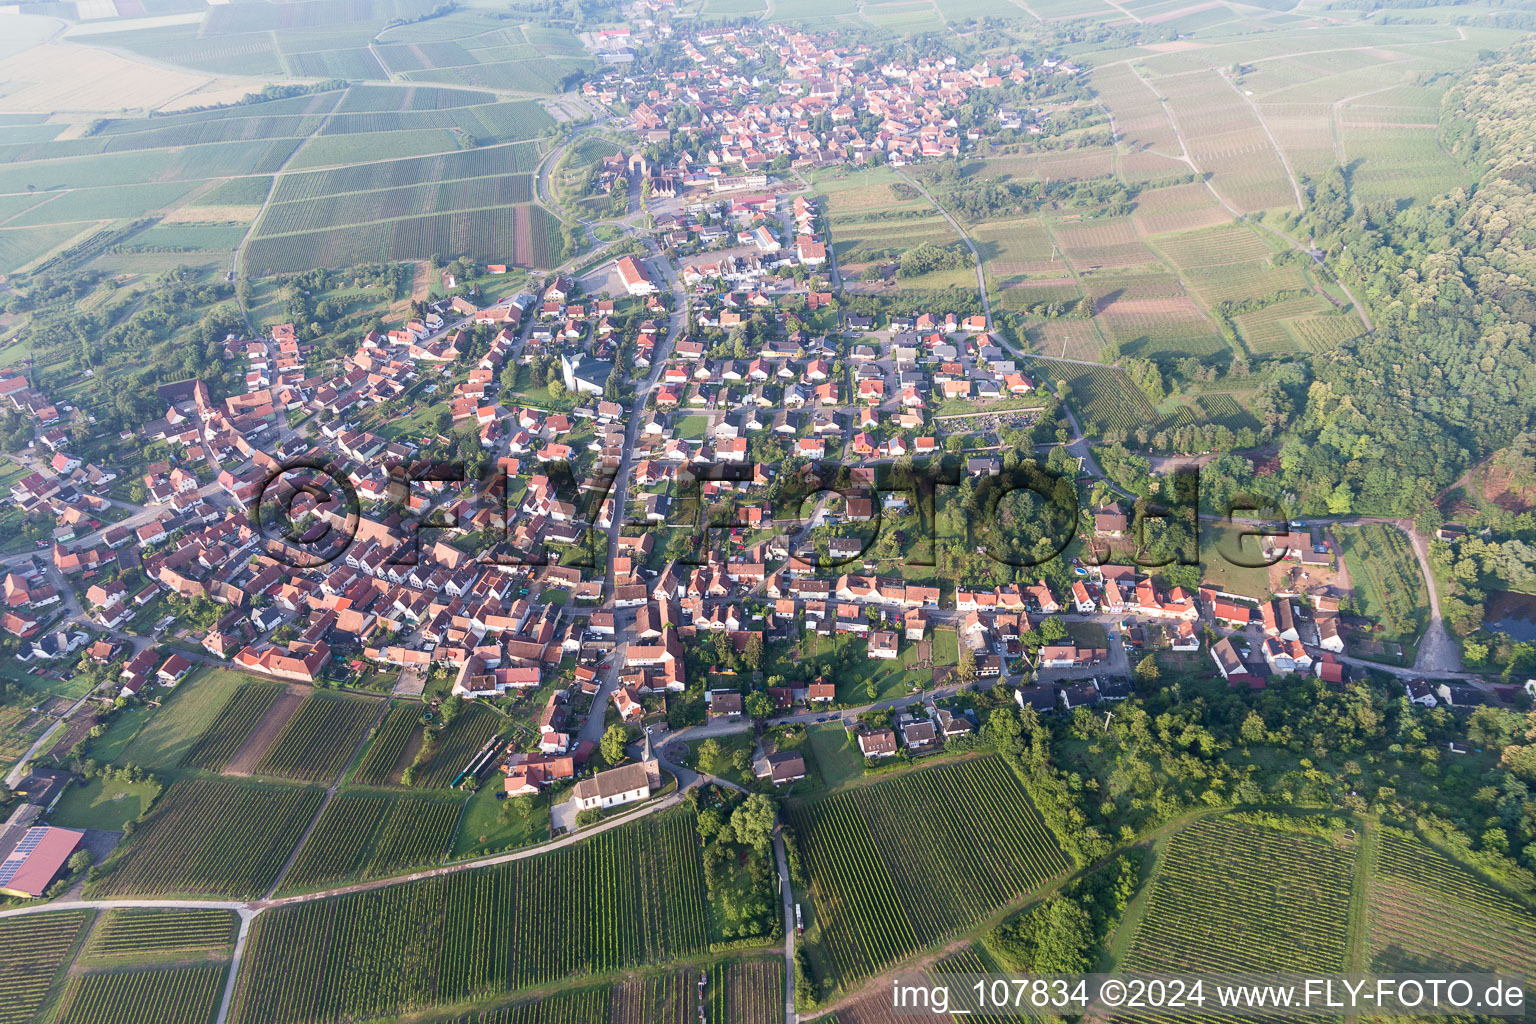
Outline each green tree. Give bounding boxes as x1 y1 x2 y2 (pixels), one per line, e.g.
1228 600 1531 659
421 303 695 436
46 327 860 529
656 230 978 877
745 690 774 720
601 724 629 766
956 646 977 684
697 738 725 775
729 793 777 854
742 633 764 672
1133 654 1160 685
697 807 725 840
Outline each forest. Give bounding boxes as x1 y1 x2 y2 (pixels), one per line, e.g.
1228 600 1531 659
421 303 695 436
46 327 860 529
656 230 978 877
1273 44 1536 518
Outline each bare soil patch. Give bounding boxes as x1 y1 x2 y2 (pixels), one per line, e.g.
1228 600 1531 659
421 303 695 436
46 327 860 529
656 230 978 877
222 684 307 776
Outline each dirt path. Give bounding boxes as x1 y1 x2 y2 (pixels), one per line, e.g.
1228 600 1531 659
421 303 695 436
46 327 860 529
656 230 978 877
262 697 393 899
410 259 430 302
774 831 799 1024
221 685 306 777
1401 519 1463 674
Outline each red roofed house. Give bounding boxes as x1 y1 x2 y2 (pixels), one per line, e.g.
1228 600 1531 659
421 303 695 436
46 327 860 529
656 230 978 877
156 653 192 685
617 256 657 296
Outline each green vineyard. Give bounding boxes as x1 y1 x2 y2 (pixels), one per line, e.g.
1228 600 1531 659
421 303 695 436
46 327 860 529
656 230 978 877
179 685 283 773
55 965 228 1024
258 175 534 236
89 779 323 898
243 204 563 276
233 810 709 1024
790 756 1067 990
80 909 238 964
1030 358 1159 436
1336 524 1428 643
441 987 613 1024
279 791 463 893
1369 829 1536 976
1121 817 1354 976
412 704 500 789
704 959 786 1024
268 143 540 204
436 965 785 1024
607 971 699 1024
350 703 419 786
0 911 89 1024
253 695 378 783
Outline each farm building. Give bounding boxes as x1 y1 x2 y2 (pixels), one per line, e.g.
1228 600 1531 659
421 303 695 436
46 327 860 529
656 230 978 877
0 825 84 898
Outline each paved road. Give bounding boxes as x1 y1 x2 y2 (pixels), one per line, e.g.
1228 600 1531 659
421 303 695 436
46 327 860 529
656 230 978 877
774 830 799 1024
895 168 992 329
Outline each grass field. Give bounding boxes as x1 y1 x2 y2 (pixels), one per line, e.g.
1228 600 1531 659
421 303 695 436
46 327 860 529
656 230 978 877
790 756 1067 992
814 165 964 272
1199 522 1276 603
451 775 550 858
117 668 253 771
89 778 323 898
46 775 162 832
805 722 865 792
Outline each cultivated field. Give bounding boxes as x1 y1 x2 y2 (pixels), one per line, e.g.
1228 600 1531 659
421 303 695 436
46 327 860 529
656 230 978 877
0 911 90 1024
411 702 500 788
232 810 709 1023
1336 524 1428 643
88 779 323 898
178 683 284 773
116 668 251 771
1053 218 1158 272
1095 294 1225 358
1019 318 1103 361
53 965 228 1024
78 909 238 966
0 76 557 277
1030 358 1159 437
703 959 785 1024
1118 817 1354 978
790 756 1067 991
1369 829 1536 977
1231 294 1340 356
350 702 421 786
278 790 464 892
252 693 378 783
440 987 614 1024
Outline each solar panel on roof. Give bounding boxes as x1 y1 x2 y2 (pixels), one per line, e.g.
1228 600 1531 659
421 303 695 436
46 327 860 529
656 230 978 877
0 828 51 886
